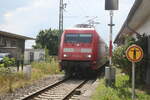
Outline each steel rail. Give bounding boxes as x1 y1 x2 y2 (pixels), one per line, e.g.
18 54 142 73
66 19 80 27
62 80 88 100
21 78 69 100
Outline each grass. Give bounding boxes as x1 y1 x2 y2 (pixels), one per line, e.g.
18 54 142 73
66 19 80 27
31 58 60 79
0 70 26 93
91 69 150 100
0 57 63 94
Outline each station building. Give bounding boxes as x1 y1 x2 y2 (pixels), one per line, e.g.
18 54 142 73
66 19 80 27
114 0 150 84
24 49 45 64
0 30 34 60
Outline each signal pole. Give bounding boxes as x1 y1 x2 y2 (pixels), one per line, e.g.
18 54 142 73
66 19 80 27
108 10 114 65
105 0 118 86
59 0 63 40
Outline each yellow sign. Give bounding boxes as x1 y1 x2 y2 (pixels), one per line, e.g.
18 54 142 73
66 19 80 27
126 44 143 62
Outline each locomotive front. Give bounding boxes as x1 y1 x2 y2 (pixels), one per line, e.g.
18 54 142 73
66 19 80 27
58 28 99 77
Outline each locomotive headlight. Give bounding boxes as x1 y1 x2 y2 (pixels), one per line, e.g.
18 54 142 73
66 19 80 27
63 54 69 57
63 54 67 57
87 54 92 58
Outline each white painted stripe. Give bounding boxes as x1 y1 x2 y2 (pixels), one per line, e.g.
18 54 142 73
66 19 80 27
63 48 92 53
63 48 74 52
81 48 92 53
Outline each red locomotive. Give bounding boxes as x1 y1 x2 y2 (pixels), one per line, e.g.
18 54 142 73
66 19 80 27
58 28 108 77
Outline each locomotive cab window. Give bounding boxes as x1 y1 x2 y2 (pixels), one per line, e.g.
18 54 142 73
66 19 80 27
64 33 92 43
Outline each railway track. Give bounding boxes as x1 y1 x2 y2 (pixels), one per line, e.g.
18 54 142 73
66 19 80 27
21 78 88 100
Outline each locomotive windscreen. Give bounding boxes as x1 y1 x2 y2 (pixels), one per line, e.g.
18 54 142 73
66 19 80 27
64 33 92 43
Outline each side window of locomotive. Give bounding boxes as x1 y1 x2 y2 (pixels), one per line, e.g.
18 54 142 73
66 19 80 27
79 34 92 43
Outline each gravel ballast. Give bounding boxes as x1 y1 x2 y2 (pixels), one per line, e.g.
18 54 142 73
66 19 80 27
0 74 64 100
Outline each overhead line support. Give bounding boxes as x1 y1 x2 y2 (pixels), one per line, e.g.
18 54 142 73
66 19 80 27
59 0 64 42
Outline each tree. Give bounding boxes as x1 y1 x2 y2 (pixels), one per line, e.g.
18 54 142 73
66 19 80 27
112 35 135 81
33 28 59 55
135 34 148 84
113 34 149 84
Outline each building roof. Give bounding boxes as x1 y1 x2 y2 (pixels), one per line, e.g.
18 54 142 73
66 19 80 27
0 30 35 40
114 0 150 44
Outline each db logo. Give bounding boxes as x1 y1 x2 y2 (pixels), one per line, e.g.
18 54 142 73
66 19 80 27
74 48 81 52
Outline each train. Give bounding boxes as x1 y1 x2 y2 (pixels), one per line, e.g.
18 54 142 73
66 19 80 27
58 28 108 77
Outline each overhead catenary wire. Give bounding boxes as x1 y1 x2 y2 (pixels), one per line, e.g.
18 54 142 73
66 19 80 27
64 0 90 18
63 0 101 28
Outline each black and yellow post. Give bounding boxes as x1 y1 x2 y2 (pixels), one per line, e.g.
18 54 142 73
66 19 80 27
126 44 143 100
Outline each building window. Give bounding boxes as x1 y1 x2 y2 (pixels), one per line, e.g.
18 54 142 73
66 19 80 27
0 37 6 47
11 40 17 47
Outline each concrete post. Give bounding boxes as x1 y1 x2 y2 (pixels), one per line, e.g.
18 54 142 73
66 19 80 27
105 66 116 86
23 65 32 80
16 60 20 72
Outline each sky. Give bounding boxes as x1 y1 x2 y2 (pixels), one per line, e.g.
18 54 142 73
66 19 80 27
0 0 135 48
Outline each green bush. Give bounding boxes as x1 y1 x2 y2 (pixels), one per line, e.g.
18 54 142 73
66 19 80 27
113 45 131 74
0 64 4 68
2 57 16 67
91 74 130 100
135 34 149 84
113 34 149 84
91 73 150 100
112 36 135 80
